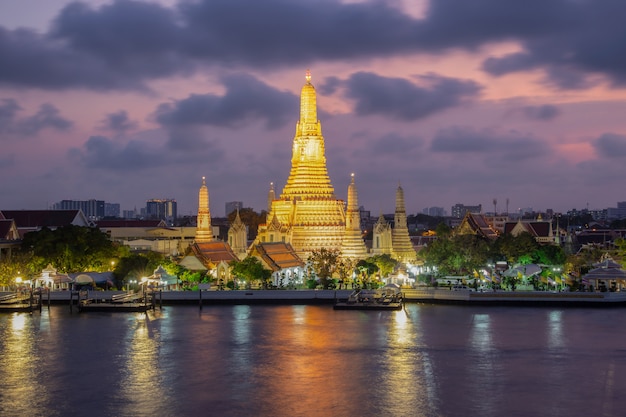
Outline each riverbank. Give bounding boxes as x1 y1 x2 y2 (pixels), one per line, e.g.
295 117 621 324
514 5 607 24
6 288 626 307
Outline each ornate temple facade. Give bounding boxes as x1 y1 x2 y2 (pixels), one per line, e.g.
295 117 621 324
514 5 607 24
253 71 349 259
371 185 417 263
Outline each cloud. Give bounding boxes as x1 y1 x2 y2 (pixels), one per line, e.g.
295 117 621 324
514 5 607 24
521 104 561 121
430 126 549 161
593 133 626 158
477 0 626 87
154 73 298 129
0 98 72 137
0 0 625 92
342 72 482 121
99 110 138 134
370 133 422 155
68 135 162 170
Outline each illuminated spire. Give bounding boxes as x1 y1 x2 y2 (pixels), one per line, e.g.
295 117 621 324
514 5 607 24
195 176 213 243
255 71 346 258
267 182 275 213
392 183 416 262
341 173 367 259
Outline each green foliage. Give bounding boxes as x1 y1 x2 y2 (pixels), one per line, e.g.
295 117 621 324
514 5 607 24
115 252 165 284
367 254 397 278
230 256 271 288
307 248 341 289
20 225 120 273
492 232 539 265
422 233 489 276
0 252 37 287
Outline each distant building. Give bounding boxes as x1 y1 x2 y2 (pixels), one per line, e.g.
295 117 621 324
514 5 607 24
104 203 120 218
451 203 482 219
422 207 445 217
53 199 105 220
225 201 243 217
146 199 177 223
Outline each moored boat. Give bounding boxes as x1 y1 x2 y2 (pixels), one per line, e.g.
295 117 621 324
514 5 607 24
333 287 404 310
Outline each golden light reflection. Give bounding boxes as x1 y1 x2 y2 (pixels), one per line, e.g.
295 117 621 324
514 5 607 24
0 313 50 415
379 308 439 416
117 313 170 416
547 310 563 349
467 313 497 414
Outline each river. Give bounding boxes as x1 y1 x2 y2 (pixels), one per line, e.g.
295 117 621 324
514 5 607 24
0 304 623 417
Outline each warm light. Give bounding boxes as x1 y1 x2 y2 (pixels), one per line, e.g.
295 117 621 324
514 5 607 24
15 277 22 284
141 277 148 283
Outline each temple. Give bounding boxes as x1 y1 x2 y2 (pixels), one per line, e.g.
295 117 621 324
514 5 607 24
188 71 419 285
253 71 348 259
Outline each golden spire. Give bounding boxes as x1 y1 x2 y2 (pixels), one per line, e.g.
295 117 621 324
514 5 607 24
195 176 213 243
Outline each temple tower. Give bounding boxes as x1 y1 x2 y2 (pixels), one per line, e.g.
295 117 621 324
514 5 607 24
254 71 346 258
371 212 393 255
267 182 275 213
195 176 213 243
340 173 368 259
228 209 248 259
391 184 417 262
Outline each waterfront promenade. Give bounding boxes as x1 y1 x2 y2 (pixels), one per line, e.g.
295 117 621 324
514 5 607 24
8 288 626 307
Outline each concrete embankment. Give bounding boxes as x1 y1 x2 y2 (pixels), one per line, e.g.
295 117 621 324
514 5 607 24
6 288 626 307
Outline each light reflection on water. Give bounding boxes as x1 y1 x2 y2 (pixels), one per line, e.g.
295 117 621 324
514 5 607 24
1 305 626 417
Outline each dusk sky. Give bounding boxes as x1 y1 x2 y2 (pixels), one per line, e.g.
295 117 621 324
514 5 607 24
2 0 626 217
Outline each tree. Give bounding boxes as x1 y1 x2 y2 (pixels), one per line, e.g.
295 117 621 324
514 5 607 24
114 252 166 288
20 225 121 273
368 254 398 278
0 252 36 288
308 248 341 289
230 256 271 289
422 233 489 276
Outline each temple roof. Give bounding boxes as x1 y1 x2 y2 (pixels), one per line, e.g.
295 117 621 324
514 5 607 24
191 241 238 265
1 209 89 229
456 212 499 240
253 242 304 272
504 220 551 237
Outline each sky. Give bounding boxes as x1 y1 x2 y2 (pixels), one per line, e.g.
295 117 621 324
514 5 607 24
2 0 626 217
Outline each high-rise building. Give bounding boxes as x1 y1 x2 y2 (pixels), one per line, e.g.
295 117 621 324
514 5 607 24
104 203 120 218
146 199 177 222
451 203 482 219
53 199 105 220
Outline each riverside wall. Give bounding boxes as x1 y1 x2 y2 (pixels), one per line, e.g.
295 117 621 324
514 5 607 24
5 288 626 307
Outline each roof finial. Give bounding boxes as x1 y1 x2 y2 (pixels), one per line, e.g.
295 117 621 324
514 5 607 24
305 69 311 83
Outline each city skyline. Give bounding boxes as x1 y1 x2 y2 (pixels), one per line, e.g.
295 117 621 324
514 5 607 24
1 0 626 216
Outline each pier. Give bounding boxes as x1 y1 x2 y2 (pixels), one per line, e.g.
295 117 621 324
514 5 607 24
0 290 42 312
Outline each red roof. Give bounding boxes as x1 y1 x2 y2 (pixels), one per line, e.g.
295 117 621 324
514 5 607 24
0 210 84 228
254 242 304 272
192 241 239 264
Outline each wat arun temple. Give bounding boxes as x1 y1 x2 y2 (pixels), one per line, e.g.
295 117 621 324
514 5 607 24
184 71 416 281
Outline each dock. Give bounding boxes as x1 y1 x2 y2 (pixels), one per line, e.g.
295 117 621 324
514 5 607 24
0 291 42 312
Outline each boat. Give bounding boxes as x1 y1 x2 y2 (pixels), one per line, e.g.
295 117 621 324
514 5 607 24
75 290 153 313
333 287 404 310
